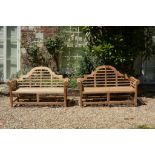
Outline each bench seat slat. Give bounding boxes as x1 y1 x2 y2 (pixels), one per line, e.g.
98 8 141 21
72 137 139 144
83 86 135 94
12 87 64 94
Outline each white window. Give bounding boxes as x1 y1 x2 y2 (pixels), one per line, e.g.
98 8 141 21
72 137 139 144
0 26 20 82
59 26 86 74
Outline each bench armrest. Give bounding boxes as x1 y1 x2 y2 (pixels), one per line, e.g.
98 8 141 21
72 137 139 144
7 80 18 94
64 78 69 87
77 78 83 86
77 78 84 91
130 77 140 88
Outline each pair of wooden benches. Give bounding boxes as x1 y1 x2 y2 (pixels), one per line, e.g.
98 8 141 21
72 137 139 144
7 66 140 107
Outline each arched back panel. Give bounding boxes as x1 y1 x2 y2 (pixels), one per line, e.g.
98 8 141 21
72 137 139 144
17 66 64 87
82 66 130 87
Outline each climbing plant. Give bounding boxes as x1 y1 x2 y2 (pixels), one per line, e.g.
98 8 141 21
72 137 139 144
44 35 65 71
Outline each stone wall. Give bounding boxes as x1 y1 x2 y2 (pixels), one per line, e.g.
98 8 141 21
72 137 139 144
21 26 59 48
20 26 59 71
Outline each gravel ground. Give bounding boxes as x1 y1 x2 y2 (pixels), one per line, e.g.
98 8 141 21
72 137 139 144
0 96 155 129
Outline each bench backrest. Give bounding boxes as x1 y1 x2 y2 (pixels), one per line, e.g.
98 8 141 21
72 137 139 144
17 66 64 88
82 65 130 87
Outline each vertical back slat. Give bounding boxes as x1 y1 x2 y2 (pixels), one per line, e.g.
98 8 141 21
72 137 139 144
116 72 118 86
40 70 41 87
94 73 96 87
105 67 107 87
29 75 31 87
51 74 53 87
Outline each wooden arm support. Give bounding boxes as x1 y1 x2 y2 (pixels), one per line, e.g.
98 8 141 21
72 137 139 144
7 80 18 107
64 78 69 87
77 78 84 91
7 80 18 92
63 78 69 107
130 77 140 88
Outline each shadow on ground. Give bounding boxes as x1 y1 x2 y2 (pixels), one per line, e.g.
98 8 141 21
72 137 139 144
139 84 155 98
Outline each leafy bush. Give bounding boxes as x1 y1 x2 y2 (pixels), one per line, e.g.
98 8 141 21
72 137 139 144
81 26 155 76
69 77 77 88
44 36 64 55
23 36 65 73
44 36 65 71
77 50 96 76
25 43 49 68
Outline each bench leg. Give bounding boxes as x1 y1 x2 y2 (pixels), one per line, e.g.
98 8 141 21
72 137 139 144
107 93 110 107
64 88 67 107
79 92 83 107
133 92 137 106
37 94 39 103
17 95 19 102
64 95 67 107
10 93 14 107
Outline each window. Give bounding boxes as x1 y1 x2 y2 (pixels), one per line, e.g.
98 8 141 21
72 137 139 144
0 26 20 82
59 26 86 74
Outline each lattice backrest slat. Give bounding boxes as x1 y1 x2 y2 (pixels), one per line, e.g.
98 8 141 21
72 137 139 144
82 65 130 87
17 66 64 88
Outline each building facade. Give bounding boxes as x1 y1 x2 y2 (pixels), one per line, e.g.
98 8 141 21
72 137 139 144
0 26 155 84
0 26 20 82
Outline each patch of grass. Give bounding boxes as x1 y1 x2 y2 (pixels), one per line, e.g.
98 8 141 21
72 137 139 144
136 124 154 129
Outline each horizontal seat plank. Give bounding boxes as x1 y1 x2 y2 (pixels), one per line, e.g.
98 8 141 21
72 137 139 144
83 86 135 94
83 100 131 104
14 102 64 106
12 87 64 94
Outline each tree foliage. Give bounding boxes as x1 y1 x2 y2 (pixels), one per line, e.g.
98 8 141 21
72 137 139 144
44 35 65 70
24 27 68 72
26 43 45 67
80 26 155 76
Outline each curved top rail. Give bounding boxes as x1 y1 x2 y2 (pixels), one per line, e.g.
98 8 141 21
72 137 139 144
83 65 128 81
17 66 63 81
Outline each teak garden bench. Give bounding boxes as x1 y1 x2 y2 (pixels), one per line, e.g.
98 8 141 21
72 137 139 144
77 65 140 107
7 66 69 107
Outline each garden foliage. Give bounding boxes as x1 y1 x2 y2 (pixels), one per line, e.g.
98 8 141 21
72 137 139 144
79 26 155 76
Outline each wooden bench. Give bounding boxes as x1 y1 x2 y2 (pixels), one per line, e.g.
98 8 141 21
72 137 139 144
7 66 69 107
77 65 140 107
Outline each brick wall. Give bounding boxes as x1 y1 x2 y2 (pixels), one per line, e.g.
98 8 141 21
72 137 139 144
20 26 59 71
21 26 59 48
20 26 86 75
